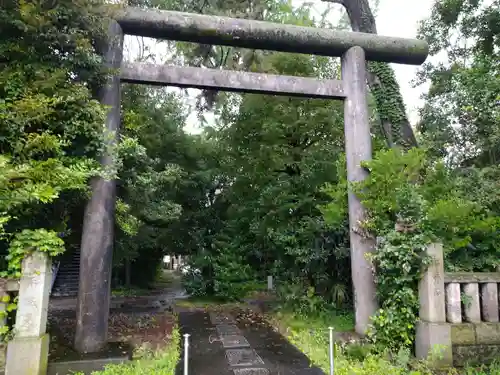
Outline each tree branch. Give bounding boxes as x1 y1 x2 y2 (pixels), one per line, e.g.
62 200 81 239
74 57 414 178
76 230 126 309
321 0 345 4
322 0 417 149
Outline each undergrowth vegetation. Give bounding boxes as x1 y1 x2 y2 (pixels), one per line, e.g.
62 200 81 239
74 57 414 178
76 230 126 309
275 312 500 375
76 326 180 375
351 148 498 349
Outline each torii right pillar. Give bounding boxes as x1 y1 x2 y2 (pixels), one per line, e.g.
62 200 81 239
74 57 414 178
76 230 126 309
342 46 378 335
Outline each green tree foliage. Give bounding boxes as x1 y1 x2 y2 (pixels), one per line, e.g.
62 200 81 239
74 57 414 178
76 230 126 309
416 0 500 271
0 0 108 276
417 0 500 166
349 148 498 349
182 48 354 304
112 83 217 287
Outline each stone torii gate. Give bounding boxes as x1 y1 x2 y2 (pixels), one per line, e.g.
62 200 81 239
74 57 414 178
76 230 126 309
75 6 428 353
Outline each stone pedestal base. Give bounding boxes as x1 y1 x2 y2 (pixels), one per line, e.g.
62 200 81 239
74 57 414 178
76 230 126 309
415 321 452 368
5 334 49 375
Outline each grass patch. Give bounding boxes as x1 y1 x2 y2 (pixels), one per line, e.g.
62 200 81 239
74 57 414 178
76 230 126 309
111 287 151 298
269 309 356 372
271 310 500 375
174 296 243 310
273 309 354 333
76 325 180 375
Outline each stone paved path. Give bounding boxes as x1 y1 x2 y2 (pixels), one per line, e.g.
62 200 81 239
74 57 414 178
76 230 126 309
175 310 324 375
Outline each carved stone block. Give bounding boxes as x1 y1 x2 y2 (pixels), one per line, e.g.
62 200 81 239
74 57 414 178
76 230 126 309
463 283 481 323
480 283 499 322
445 283 462 323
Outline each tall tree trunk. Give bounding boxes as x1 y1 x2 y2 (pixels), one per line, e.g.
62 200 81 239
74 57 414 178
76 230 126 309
324 0 418 149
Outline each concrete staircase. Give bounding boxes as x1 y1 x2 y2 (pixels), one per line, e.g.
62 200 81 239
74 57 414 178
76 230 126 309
51 250 80 297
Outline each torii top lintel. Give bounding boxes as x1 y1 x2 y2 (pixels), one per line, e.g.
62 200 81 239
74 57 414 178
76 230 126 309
114 7 429 65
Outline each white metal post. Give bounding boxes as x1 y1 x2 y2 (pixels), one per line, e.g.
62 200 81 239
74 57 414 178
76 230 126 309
183 333 190 375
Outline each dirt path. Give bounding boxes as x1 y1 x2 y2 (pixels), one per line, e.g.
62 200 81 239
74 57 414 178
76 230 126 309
48 270 187 362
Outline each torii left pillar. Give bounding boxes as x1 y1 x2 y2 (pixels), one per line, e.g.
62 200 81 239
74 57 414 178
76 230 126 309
75 20 124 353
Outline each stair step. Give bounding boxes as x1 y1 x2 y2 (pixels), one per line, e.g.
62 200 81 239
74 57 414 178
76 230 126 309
53 290 78 294
54 276 78 280
52 292 78 297
52 290 77 294
51 250 82 297
52 288 78 294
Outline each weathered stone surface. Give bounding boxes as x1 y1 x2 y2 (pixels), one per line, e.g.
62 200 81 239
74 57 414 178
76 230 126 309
445 283 462 323
75 19 124 354
5 333 49 375
115 7 429 65
233 369 269 375
220 335 251 348
226 349 265 367
444 272 500 283
342 46 377 336
209 312 236 325
47 356 130 375
15 253 52 338
216 324 241 336
0 343 5 372
480 283 499 322
415 321 452 368
475 323 500 345
451 324 476 345
463 283 481 323
452 344 500 367
0 279 19 293
419 243 446 323
0 292 7 342
121 63 346 100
